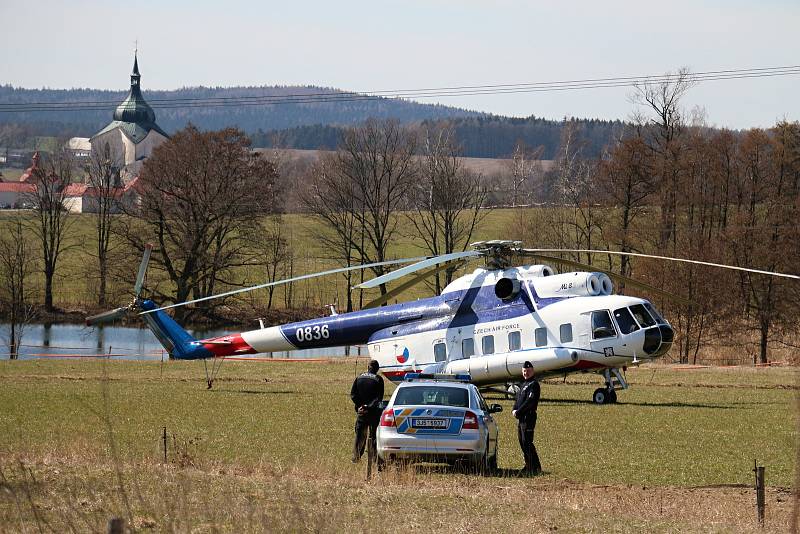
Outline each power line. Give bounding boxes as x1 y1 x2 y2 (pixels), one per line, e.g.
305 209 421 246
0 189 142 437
1 65 798 114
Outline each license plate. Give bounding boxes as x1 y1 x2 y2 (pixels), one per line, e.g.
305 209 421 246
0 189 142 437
411 418 448 429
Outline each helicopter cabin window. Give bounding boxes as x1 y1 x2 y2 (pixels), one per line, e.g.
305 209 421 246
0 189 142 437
434 342 447 362
508 330 521 351
462 338 475 358
534 327 547 347
614 307 639 334
591 310 616 339
482 335 495 355
629 304 657 327
559 323 573 343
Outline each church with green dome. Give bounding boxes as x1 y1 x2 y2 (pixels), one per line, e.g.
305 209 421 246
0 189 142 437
89 53 169 180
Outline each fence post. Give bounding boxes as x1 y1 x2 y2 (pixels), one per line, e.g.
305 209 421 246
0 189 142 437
754 459 765 526
107 517 124 534
163 427 168 463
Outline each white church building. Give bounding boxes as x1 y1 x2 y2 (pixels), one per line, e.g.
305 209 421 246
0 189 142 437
90 54 169 178
63 55 168 212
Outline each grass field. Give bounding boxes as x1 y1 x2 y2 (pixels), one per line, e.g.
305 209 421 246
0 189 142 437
0 208 527 315
0 359 796 532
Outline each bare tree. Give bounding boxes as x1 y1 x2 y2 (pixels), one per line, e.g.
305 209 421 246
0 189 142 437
245 215 292 309
305 156 362 311
553 120 606 265
506 141 544 207
631 67 696 247
25 149 75 312
0 219 37 359
597 126 656 279
304 119 417 298
118 126 278 321
407 126 489 292
85 142 123 306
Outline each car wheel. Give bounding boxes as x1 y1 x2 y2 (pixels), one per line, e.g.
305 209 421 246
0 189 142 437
376 456 385 472
488 449 498 473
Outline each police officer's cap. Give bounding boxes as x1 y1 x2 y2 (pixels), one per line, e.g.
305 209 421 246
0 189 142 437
522 361 533 369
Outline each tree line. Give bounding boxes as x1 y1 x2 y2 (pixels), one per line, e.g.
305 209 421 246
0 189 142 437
1 84 797 363
509 71 799 364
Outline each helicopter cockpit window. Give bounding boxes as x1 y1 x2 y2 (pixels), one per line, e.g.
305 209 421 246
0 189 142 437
482 335 495 355
559 323 573 343
591 310 616 339
643 302 668 325
535 327 547 347
434 342 447 362
629 304 656 327
613 307 640 334
508 331 521 351
462 338 475 358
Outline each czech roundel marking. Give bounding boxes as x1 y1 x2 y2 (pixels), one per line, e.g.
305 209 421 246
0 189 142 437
396 347 410 363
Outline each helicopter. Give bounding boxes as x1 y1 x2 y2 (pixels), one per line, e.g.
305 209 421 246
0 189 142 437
86 240 799 404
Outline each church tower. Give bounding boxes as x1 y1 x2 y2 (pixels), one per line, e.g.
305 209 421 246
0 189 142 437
90 53 169 180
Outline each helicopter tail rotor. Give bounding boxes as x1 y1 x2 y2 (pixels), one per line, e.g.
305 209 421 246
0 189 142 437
85 244 153 327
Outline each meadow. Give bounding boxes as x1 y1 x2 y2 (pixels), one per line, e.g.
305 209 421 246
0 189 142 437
0 359 796 532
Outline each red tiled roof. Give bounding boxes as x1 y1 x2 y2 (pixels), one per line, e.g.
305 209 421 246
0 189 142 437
62 184 89 197
0 183 36 193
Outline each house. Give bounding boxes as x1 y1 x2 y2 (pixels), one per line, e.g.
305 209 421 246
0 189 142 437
62 177 142 214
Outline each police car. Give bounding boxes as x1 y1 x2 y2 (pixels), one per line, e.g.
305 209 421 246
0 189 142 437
376 373 501 471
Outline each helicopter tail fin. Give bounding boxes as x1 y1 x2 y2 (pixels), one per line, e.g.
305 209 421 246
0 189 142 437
139 300 210 359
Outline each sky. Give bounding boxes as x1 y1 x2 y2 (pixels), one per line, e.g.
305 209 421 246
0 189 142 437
1 0 798 129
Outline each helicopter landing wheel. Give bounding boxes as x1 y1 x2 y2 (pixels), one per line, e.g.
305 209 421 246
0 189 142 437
592 387 617 405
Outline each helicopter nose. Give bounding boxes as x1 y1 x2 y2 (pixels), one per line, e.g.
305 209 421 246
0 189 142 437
642 324 674 357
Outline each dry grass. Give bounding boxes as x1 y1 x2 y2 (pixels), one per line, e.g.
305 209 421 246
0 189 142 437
0 359 797 531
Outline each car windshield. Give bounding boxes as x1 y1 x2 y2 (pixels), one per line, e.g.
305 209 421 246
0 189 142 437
394 386 470 408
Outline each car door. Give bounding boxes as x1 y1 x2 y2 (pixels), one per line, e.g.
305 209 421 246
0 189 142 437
475 388 498 453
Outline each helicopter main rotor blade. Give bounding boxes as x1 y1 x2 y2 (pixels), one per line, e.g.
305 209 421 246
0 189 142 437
133 244 153 298
524 249 800 281
526 253 693 305
139 256 427 316
362 261 466 309
355 250 482 290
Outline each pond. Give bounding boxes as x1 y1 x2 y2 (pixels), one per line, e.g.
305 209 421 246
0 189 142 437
0 323 363 361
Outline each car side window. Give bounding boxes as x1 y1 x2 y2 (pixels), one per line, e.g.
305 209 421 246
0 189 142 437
508 330 521 351
535 327 547 347
476 389 490 413
482 335 495 355
462 338 475 358
434 342 446 362
560 323 573 343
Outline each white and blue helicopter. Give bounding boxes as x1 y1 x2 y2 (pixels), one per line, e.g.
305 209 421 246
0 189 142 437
87 240 798 403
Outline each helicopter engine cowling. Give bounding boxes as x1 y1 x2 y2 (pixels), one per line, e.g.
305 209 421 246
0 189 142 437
598 273 614 295
531 272 608 298
444 348 579 386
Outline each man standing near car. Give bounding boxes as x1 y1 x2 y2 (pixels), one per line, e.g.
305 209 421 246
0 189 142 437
512 360 542 475
350 359 384 463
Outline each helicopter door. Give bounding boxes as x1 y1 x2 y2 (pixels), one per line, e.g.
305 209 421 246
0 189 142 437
588 310 618 358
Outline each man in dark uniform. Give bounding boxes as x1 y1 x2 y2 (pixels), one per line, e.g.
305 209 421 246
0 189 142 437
350 359 384 463
512 360 542 474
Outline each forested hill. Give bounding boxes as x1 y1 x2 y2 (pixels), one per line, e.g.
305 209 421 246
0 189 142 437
0 85 480 137
1 85 622 158
255 116 623 159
